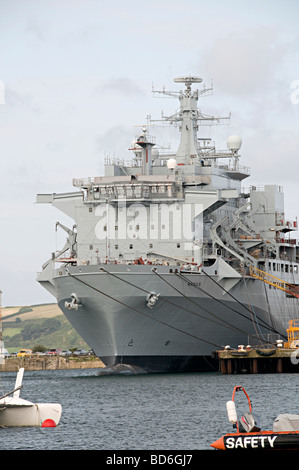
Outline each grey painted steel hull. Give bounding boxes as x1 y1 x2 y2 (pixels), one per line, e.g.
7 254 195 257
47 264 291 372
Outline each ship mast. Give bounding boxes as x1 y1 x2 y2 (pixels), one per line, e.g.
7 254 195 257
173 76 202 163
152 75 230 165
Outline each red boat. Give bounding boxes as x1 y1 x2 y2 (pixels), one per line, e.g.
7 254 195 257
211 385 299 450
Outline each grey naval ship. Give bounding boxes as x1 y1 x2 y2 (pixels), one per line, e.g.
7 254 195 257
36 76 299 373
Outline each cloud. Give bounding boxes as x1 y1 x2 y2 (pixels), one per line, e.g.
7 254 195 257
95 125 135 162
203 26 292 96
245 128 299 183
100 78 145 96
25 16 50 42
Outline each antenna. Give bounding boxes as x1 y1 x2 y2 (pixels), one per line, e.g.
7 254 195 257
173 75 203 84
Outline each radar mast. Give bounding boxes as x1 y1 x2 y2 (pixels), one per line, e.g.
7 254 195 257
152 75 230 165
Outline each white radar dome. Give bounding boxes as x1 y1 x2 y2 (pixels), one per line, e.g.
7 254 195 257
227 135 242 151
167 158 177 170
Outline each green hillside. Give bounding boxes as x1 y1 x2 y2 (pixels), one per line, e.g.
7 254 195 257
2 303 89 353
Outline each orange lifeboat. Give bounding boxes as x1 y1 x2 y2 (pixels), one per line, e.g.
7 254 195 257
211 385 299 450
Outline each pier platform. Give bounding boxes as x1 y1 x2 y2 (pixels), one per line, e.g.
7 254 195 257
216 347 299 374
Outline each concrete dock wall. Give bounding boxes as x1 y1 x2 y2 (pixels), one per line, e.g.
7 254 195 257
0 356 105 372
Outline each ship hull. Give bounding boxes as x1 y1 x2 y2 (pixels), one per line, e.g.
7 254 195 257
42 264 293 373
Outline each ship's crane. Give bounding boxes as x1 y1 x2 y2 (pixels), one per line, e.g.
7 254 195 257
249 266 299 298
55 222 77 262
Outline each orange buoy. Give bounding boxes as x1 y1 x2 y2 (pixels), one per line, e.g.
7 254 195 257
42 419 56 427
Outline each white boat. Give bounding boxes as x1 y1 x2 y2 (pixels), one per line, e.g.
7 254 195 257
0 368 62 427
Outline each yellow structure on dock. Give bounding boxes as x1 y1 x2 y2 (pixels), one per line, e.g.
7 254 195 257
285 320 299 348
249 266 299 298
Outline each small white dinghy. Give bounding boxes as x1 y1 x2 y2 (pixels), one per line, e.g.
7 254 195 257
0 368 62 427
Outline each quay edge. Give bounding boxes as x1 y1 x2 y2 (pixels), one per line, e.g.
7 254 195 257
216 347 299 374
0 356 105 372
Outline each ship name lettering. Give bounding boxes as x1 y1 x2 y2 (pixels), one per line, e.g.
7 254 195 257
187 282 201 287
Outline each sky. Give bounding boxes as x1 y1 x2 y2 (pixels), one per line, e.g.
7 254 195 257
0 0 299 306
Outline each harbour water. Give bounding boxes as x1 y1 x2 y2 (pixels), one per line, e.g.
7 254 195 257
0 369 299 451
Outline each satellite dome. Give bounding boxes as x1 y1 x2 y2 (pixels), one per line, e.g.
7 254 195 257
227 135 242 151
167 158 177 170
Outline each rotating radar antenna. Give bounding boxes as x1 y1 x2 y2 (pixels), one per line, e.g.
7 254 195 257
174 76 203 96
173 75 203 85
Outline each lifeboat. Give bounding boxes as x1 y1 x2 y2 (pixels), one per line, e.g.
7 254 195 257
211 385 299 450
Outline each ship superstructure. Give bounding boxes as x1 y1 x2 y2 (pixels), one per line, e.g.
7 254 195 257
36 76 299 372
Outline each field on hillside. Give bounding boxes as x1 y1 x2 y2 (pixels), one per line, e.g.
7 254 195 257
1 303 89 353
2 303 62 321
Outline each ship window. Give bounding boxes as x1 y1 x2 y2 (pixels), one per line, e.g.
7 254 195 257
281 264 284 272
89 207 92 212
103 225 107 231
115 244 118 250
129 244 133 249
115 225 118 231
149 244 153 249
285 265 289 273
177 243 180 248
89 245 93 250
295 265 298 273
273 263 276 271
